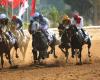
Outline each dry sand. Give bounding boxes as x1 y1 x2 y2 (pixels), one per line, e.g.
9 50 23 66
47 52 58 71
0 28 100 80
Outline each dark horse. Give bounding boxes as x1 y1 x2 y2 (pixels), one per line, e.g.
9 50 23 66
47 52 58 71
0 27 13 68
0 20 18 68
58 23 92 64
67 25 92 64
58 23 71 62
28 21 57 64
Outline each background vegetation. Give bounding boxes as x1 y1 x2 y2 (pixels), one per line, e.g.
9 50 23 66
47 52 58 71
0 0 100 28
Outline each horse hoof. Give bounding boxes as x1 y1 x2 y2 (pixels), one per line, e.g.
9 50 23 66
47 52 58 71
39 62 44 65
89 59 93 64
16 55 19 58
89 55 91 58
79 62 82 65
54 55 57 58
34 60 38 64
71 55 74 58
9 65 18 69
76 62 82 65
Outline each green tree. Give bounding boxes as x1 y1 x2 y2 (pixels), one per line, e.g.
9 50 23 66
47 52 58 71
48 6 60 27
0 6 6 13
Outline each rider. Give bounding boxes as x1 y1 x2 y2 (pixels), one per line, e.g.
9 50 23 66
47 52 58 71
58 15 71 31
0 13 17 45
29 12 51 63
71 12 88 42
62 15 71 29
30 12 50 43
11 15 24 36
0 13 9 32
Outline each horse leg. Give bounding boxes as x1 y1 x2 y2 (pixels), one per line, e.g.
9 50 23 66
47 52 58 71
87 39 92 63
23 45 28 60
75 49 79 64
32 49 38 64
59 47 69 63
14 41 19 58
65 48 69 63
20 43 28 61
8 51 13 67
37 51 42 64
78 48 82 65
49 45 57 58
52 36 57 58
71 48 75 58
20 47 25 60
37 54 40 64
1 54 4 68
15 48 18 58
52 47 57 58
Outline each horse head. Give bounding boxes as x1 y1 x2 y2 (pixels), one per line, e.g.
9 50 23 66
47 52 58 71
58 23 65 37
28 21 40 34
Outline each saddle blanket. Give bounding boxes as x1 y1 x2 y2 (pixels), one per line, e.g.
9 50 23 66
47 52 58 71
47 29 56 43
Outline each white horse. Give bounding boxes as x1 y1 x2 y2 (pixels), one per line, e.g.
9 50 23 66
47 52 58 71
9 21 30 60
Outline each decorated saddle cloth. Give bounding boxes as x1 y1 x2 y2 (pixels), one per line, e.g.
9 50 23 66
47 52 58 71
78 29 90 42
47 29 56 43
6 31 16 45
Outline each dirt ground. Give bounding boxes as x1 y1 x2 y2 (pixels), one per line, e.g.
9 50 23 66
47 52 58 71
0 28 100 80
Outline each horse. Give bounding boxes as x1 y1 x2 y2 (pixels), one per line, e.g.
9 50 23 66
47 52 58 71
67 25 92 64
0 26 13 68
58 23 71 62
5 31 19 59
28 21 57 64
9 20 30 61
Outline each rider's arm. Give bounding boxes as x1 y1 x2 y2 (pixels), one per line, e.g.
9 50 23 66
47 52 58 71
80 16 84 28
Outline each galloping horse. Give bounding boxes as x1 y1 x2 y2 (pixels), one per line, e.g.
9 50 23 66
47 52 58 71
0 25 13 68
58 23 92 64
67 25 92 64
58 23 71 62
28 21 57 64
9 20 30 60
